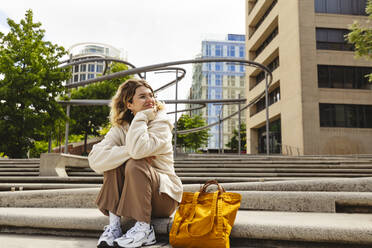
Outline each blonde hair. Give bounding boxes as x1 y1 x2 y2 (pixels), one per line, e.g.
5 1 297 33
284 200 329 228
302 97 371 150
109 78 163 126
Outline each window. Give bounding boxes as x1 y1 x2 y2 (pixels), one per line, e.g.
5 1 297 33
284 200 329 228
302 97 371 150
80 64 86 72
74 65 79 73
240 65 245 72
215 74 222 86
79 74 86 81
96 64 103 73
316 28 353 51
88 73 95 79
254 87 280 114
228 76 236 87
314 0 367 15
255 27 278 57
228 34 245 41
250 0 278 37
255 56 279 86
239 46 245 58
228 45 235 57
228 63 235 72
319 103 372 128
215 62 222 71
240 76 245 87
88 64 95 72
74 75 78 82
206 44 211 56
215 45 223 57
317 65 372 89
207 74 212 85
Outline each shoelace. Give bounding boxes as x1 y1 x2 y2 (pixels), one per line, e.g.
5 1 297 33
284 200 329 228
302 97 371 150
102 225 119 238
126 223 149 238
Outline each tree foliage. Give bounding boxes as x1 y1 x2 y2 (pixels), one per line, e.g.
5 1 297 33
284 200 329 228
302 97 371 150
176 114 209 152
0 10 70 158
226 123 247 152
347 0 372 81
69 63 131 154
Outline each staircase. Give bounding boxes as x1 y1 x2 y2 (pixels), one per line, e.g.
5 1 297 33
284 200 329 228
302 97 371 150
1 155 372 247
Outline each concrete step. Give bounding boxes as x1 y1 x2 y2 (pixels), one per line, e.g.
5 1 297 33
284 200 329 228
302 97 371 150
0 172 39 176
0 159 39 164
0 207 371 246
0 164 39 168
175 167 372 172
181 177 372 192
174 159 372 164
0 183 101 191
0 176 103 184
177 172 372 177
174 162 372 167
0 168 39 172
0 175 322 184
2 187 372 213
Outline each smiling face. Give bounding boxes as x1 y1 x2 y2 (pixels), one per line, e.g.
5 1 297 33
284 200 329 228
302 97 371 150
126 86 155 115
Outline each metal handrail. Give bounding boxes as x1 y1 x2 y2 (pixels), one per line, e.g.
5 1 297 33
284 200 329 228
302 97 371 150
59 57 273 154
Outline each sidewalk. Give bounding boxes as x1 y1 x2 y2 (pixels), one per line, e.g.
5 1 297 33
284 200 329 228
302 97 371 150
0 233 171 248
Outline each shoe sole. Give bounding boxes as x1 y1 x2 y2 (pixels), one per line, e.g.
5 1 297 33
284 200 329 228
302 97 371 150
114 239 156 248
97 241 114 248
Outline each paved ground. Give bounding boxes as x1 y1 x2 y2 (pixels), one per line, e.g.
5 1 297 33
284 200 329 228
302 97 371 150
0 233 171 248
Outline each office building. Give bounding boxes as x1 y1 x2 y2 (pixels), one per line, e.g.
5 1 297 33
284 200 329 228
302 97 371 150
245 0 372 155
190 34 246 150
68 42 125 83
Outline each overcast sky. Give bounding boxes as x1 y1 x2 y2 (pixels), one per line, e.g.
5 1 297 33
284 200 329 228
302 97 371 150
0 0 245 106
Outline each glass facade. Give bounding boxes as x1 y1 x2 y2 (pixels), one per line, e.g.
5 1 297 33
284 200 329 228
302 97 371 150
318 65 372 89
193 34 246 149
315 0 367 15
316 28 353 51
319 103 372 128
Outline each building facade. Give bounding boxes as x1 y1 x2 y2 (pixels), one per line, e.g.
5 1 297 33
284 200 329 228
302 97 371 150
190 34 246 150
68 42 124 83
245 0 372 155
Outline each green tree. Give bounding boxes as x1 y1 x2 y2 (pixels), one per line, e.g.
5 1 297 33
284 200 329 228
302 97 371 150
347 0 372 81
0 10 70 158
69 63 131 154
226 123 247 152
176 114 209 152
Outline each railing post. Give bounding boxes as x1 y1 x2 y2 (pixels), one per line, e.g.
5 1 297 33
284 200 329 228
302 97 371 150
64 54 72 154
265 71 270 156
238 94 241 155
174 69 178 156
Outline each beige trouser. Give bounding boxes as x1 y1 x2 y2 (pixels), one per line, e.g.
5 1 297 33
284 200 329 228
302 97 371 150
96 158 178 224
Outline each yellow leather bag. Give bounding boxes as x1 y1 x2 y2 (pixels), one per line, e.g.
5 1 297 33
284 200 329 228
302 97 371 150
169 180 241 248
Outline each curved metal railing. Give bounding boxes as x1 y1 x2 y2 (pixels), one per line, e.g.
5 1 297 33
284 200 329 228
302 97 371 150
59 57 273 154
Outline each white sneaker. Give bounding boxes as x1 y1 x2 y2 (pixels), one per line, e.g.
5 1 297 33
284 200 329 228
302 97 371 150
114 222 156 248
97 225 123 248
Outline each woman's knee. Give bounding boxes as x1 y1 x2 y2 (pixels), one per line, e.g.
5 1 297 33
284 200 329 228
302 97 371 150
125 158 148 176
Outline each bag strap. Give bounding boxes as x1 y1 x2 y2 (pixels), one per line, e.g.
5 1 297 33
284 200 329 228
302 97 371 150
186 191 219 237
170 192 201 237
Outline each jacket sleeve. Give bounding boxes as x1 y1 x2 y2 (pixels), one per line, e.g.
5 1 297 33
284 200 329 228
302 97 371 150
126 109 173 159
88 126 131 173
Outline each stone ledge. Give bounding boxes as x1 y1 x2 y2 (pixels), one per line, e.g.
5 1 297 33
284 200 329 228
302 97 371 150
2 188 372 212
39 153 88 177
1 208 372 245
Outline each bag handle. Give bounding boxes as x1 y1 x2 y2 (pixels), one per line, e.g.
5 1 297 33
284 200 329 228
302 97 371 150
199 180 226 194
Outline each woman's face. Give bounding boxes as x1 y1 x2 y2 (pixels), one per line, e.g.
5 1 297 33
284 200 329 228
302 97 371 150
127 86 155 115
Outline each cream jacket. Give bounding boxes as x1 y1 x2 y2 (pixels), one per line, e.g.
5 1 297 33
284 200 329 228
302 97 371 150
88 108 183 203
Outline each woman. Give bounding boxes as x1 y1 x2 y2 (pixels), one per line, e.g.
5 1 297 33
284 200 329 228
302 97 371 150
88 78 183 248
